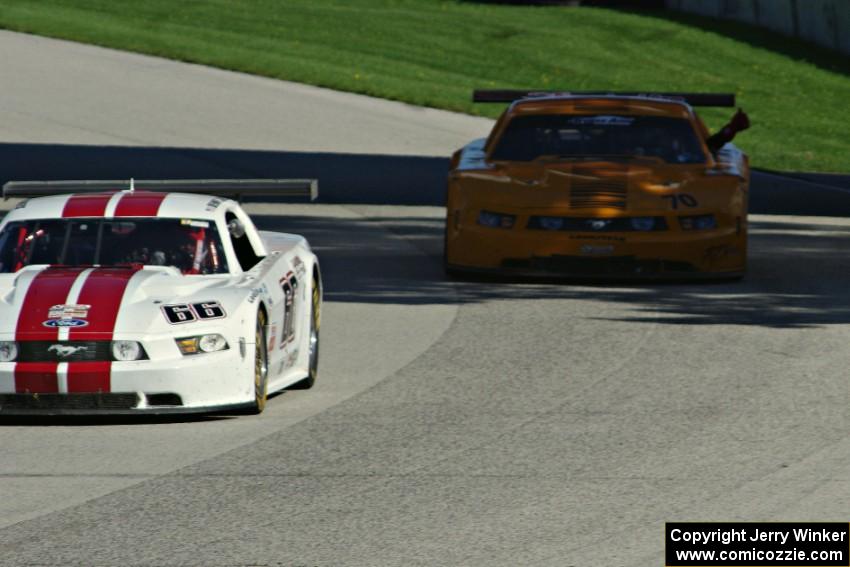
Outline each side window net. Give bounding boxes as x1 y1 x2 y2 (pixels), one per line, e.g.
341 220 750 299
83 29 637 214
226 212 262 271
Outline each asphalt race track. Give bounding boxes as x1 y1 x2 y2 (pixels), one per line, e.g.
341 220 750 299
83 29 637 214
1 31 849 566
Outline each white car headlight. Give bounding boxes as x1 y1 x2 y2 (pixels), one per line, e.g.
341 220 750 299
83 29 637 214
112 340 144 361
199 334 228 353
0 341 18 362
176 334 229 355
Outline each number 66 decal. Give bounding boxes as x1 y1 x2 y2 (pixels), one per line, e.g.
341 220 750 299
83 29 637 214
162 301 226 324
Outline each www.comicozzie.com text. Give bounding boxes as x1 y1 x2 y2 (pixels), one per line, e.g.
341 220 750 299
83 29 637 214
670 527 848 546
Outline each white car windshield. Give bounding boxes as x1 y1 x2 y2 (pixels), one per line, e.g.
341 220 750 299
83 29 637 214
0 217 229 274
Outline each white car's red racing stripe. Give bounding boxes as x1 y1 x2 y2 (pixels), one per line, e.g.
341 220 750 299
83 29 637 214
114 192 167 217
62 191 167 218
14 267 142 394
66 267 140 392
62 193 115 218
70 269 138 342
14 268 87 342
14 268 87 392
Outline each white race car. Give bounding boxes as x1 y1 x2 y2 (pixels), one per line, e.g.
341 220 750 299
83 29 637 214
0 179 321 415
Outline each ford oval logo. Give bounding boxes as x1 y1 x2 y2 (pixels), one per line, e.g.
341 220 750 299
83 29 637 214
42 319 89 328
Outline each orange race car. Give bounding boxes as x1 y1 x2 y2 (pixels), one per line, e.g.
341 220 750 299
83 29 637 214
445 90 751 279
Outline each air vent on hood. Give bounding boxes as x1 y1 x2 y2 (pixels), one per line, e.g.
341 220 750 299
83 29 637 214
569 165 628 209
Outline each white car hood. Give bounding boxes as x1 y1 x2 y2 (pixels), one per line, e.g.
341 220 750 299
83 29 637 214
0 265 248 339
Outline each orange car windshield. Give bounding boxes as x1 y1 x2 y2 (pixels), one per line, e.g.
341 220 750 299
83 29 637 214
490 114 707 164
0 218 228 275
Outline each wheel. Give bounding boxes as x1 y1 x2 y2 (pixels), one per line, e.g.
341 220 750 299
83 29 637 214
249 309 269 413
288 273 320 390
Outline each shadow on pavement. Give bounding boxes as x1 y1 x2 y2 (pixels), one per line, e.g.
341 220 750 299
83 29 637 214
1 142 849 329
264 212 850 329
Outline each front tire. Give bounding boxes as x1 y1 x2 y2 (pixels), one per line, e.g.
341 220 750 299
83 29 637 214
249 309 269 413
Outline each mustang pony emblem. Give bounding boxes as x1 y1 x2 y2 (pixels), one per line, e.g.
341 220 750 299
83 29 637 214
587 219 612 231
47 344 88 358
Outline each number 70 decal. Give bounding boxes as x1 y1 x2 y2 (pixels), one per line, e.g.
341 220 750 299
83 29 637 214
662 193 699 209
162 301 226 324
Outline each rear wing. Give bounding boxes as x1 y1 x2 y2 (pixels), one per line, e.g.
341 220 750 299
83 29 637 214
2 178 319 201
472 90 736 107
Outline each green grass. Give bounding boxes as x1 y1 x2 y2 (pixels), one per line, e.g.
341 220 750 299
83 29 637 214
1 0 848 172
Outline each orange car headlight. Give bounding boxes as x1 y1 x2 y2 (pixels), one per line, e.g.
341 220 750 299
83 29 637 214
679 214 717 231
477 210 516 229
630 217 657 231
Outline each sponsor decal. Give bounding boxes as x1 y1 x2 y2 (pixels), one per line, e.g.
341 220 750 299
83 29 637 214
247 283 269 305
267 324 277 352
569 234 625 242
42 318 89 328
279 272 298 348
205 198 223 211
580 244 615 256
567 115 634 126
181 219 210 228
275 349 300 374
285 348 299 368
47 304 90 320
292 256 307 278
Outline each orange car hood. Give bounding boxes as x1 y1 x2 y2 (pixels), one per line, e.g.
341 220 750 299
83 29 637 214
457 160 708 210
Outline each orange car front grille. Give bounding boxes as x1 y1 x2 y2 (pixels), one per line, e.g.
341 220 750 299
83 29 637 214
570 181 627 209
